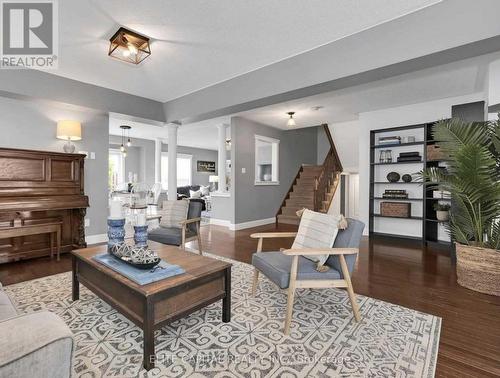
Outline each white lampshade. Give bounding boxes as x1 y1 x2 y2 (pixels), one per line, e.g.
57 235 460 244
287 117 296 127
57 120 82 141
209 175 219 183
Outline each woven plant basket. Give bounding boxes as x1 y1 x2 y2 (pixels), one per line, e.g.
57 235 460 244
456 243 500 296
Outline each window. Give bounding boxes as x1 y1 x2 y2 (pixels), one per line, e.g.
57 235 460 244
255 135 279 185
109 149 125 190
161 153 192 189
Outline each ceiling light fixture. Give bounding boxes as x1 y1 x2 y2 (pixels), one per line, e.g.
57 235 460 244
286 112 296 127
120 125 132 156
109 27 151 65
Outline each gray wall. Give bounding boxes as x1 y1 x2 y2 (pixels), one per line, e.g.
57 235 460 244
451 101 487 121
123 147 141 182
109 136 218 187
109 135 155 184
211 195 235 223
0 95 108 236
231 116 318 223
0 70 165 122
316 126 330 164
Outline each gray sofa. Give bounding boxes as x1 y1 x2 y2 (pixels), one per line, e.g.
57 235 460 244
0 282 73 378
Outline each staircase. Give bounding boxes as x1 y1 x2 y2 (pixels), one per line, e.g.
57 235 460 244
276 124 343 225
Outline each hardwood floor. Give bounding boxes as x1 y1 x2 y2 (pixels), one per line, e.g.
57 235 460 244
1 223 499 377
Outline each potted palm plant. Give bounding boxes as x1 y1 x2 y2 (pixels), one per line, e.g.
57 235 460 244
420 117 500 296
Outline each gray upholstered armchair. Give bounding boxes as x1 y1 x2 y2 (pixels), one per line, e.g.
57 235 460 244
0 282 73 378
148 201 203 254
251 218 365 335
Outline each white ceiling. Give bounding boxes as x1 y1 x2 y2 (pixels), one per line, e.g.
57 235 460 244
109 116 229 151
110 53 495 149
235 54 493 129
54 0 441 102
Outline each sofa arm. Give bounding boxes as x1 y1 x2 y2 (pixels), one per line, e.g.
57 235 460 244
0 311 73 378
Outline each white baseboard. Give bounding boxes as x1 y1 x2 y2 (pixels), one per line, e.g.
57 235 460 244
210 217 275 231
209 218 232 228
231 217 275 230
86 233 108 245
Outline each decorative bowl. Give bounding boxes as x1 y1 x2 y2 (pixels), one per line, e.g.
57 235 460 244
402 174 413 183
111 254 161 270
386 172 401 183
109 244 161 270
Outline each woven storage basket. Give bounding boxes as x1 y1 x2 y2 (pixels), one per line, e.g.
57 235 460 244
456 243 500 296
426 145 447 161
380 202 411 218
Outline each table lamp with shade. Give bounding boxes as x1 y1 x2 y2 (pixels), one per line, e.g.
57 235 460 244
209 175 219 191
56 120 81 153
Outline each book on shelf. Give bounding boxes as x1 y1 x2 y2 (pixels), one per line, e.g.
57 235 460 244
432 190 451 199
382 189 408 199
384 189 407 194
397 157 422 162
399 151 420 157
378 136 401 145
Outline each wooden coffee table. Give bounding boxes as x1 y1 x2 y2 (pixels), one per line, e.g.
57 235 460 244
71 241 231 370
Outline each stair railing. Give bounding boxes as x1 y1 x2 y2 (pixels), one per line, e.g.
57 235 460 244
275 165 304 225
313 124 343 212
275 123 343 223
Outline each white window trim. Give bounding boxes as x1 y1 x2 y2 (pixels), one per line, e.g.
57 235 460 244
254 134 280 186
161 152 193 188
109 148 125 185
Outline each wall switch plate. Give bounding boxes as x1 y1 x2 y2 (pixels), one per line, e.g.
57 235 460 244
90 152 96 159
84 219 90 227
241 167 246 173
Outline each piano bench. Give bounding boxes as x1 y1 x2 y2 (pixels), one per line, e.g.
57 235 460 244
0 222 62 261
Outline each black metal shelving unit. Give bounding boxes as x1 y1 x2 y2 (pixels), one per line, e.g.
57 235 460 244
424 123 453 249
369 123 426 242
369 122 452 249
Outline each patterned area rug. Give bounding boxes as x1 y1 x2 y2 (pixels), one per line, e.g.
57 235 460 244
5 253 440 377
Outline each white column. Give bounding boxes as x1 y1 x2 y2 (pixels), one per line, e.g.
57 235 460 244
154 138 162 184
217 124 228 193
167 124 179 200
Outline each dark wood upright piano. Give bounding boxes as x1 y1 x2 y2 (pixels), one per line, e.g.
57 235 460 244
0 147 89 263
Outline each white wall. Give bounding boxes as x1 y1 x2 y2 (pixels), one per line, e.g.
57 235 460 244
328 185 341 216
488 59 500 106
358 92 486 235
327 120 360 173
348 174 360 219
327 173 360 220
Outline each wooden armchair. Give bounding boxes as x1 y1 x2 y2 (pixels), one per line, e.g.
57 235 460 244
250 218 365 335
148 201 203 254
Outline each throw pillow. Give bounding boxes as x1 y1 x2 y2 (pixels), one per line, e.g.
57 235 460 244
200 185 210 196
189 189 202 199
296 207 348 230
292 209 340 268
160 199 189 228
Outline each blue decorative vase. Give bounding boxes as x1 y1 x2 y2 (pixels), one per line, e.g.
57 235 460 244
134 225 148 247
107 218 125 252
